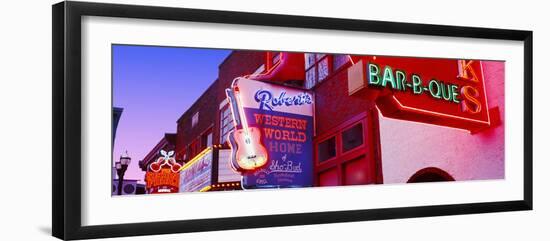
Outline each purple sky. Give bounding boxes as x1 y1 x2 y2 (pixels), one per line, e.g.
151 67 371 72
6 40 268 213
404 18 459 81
112 45 231 182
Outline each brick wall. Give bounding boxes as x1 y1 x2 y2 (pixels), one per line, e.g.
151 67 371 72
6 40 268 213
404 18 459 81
314 65 377 135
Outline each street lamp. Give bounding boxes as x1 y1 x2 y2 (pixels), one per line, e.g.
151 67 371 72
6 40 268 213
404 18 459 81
115 150 131 195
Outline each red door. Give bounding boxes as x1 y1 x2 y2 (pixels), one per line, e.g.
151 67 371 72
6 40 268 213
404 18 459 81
314 112 381 186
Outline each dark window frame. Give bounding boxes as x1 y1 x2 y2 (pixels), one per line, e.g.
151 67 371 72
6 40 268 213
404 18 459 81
305 53 332 89
341 122 365 154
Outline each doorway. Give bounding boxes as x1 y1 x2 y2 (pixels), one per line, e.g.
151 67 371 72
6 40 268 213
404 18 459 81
314 112 381 186
407 167 455 183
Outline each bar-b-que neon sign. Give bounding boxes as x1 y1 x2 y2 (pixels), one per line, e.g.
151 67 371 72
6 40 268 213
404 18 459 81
350 56 494 132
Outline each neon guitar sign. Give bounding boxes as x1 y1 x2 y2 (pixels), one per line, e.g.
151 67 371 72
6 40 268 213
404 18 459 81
149 150 181 173
226 77 269 172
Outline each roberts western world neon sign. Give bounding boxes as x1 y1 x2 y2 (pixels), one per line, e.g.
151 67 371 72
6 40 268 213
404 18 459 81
350 56 494 132
227 78 314 189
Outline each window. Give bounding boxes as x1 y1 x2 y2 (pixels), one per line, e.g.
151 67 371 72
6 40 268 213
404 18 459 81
192 112 199 128
252 64 265 75
272 52 281 65
252 53 281 76
181 149 187 161
201 129 213 148
206 132 213 147
176 148 186 162
317 137 336 163
220 104 235 144
333 54 350 71
305 53 331 89
342 123 364 152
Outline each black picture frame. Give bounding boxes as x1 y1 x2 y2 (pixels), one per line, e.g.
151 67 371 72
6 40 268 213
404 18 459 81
52 1 533 240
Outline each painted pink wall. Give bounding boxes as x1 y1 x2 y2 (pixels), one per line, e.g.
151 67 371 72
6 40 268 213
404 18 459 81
379 61 505 183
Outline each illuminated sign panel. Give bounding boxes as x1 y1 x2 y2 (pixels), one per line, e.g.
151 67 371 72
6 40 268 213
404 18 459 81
179 148 213 192
217 149 241 183
145 168 180 193
233 78 314 188
145 150 181 194
351 56 492 131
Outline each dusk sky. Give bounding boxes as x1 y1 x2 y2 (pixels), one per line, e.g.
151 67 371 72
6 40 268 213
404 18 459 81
112 45 231 182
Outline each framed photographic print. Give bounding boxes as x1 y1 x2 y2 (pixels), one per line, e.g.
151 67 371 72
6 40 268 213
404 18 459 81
52 1 533 240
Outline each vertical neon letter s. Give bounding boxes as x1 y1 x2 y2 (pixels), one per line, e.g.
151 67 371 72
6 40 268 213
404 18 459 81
460 86 481 114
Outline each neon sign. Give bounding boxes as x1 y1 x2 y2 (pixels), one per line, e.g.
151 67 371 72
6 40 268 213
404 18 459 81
367 63 461 103
229 78 314 188
145 169 180 193
179 147 213 192
254 90 313 111
149 150 181 173
226 84 269 172
145 150 181 194
350 56 493 132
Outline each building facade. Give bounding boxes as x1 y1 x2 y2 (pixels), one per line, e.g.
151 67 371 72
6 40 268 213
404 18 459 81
167 50 504 191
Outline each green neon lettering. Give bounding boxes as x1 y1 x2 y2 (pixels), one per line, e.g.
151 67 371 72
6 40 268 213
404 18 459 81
381 66 396 89
395 70 406 91
412 74 423 94
428 79 441 99
440 82 452 101
368 63 380 85
451 85 460 103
